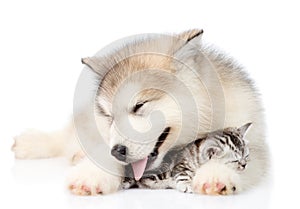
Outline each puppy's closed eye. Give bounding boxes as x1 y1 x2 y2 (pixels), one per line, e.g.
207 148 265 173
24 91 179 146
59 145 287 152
132 101 147 113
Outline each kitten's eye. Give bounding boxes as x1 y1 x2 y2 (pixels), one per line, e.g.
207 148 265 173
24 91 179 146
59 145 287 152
245 155 250 161
230 160 239 163
148 175 156 181
132 101 147 113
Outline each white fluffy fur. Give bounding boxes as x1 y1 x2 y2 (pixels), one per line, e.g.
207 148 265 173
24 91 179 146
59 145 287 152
12 29 269 195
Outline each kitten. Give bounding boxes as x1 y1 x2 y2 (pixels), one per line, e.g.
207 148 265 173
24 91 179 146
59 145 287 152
123 123 251 193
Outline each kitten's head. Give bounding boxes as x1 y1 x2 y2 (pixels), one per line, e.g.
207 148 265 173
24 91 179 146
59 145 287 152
200 123 252 171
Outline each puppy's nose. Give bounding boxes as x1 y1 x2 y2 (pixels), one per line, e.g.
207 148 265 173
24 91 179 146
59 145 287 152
111 144 128 162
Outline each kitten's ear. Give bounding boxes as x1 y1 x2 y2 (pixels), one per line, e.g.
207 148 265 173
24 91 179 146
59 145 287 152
206 147 219 159
238 123 253 137
81 57 104 76
200 140 223 161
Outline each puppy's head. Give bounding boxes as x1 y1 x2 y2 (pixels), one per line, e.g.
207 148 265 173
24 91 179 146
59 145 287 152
82 29 204 179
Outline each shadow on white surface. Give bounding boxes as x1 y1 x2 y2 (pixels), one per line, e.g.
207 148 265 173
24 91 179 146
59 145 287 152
9 158 271 209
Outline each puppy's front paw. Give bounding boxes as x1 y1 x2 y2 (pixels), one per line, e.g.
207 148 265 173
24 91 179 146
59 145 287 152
192 161 241 195
67 159 121 195
197 179 236 195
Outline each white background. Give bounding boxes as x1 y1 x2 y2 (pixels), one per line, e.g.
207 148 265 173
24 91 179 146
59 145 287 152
1 0 299 208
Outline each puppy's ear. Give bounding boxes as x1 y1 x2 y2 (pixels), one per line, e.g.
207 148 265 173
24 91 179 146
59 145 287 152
174 29 204 60
177 29 203 45
81 57 104 76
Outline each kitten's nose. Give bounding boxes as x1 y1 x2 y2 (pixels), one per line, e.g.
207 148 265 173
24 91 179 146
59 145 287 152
111 144 128 162
238 162 247 170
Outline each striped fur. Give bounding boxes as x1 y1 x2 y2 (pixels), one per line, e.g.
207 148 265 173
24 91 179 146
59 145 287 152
123 123 251 193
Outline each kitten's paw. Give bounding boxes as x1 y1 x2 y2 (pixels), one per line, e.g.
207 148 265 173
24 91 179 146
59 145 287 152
12 129 60 159
67 159 121 195
192 161 241 195
176 181 193 193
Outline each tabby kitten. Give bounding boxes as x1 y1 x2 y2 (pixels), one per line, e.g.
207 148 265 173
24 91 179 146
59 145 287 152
123 123 252 193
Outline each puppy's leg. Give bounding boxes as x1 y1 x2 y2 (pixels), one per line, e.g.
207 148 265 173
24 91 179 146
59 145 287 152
192 161 241 195
12 122 79 160
67 158 122 195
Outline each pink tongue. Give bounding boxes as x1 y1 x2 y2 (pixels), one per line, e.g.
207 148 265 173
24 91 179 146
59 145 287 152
131 157 148 180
